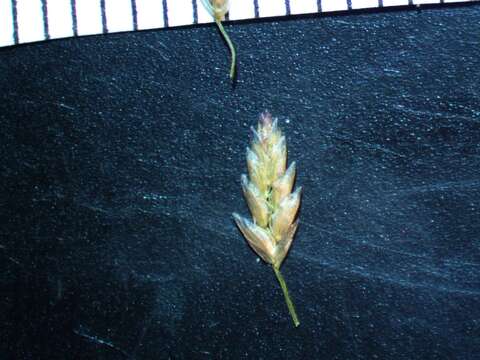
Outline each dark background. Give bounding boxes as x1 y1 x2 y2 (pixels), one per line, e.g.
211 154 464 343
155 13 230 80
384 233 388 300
1 4 480 359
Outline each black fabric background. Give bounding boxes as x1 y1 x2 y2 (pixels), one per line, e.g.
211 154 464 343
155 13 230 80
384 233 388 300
1 4 480 359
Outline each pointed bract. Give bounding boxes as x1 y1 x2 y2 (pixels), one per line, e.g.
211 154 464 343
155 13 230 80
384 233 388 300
251 128 269 165
271 136 287 180
258 112 273 140
273 221 299 267
241 175 269 227
270 187 302 241
272 162 296 207
233 213 275 264
246 148 266 193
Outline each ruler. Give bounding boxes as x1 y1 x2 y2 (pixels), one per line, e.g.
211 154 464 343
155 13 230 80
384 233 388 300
0 0 476 48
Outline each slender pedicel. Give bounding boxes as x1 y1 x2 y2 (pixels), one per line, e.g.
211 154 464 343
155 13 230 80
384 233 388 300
201 0 237 79
233 112 301 327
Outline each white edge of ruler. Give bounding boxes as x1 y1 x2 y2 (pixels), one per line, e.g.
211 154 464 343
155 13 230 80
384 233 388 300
0 0 477 48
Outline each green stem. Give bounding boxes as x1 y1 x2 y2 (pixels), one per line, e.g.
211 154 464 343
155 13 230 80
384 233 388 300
215 19 236 79
273 265 300 327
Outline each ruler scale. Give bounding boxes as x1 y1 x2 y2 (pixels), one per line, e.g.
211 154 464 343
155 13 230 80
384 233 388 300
0 0 476 48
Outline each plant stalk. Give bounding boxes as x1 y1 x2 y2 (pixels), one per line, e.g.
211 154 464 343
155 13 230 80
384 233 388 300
273 265 300 327
215 19 236 79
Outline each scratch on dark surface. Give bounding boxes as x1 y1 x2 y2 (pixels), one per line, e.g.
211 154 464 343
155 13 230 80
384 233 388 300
353 139 406 157
301 220 480 291
342 295 360 355
443 259 480 268
321 130 406 157
53 102 76 111
387 179 480 196
0 245 22 266
141 193 170 201
129 270 176 284
5 256 22 266
359 243 439 261
88 75 124 93
78 202 110 214
299 251 480 297
130 313 153 359
305 221 436 260
145 43 170 61
73 326 131 358
158 164 199 175
393 105 480 123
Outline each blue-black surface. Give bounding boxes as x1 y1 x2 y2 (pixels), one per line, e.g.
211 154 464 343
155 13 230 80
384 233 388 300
1 4 480 359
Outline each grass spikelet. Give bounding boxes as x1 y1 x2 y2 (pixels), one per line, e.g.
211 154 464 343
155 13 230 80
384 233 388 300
233 112 301 327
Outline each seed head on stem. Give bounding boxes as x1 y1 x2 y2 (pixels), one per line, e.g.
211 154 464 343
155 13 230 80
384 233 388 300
233 112 301 327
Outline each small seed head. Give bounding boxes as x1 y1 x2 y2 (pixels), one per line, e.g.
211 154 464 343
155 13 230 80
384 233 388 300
234 113 301 267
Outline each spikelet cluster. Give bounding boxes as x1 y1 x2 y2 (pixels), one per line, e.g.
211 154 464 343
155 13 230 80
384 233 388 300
201 0 229 20
233 112 301 268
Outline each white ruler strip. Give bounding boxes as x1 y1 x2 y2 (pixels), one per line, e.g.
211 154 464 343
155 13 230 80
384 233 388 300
257 0 288 17
351 0 380 10
383 0 409 6
322 0 349 12
17 0 45 43
0 0 14 46
76 0 103 36
290 0 318 15
229 0 255 20
197 0 213 24
105 0 134 33
0 0 477 48
165 0 194 27
136 0 164 30
47 0 74 40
